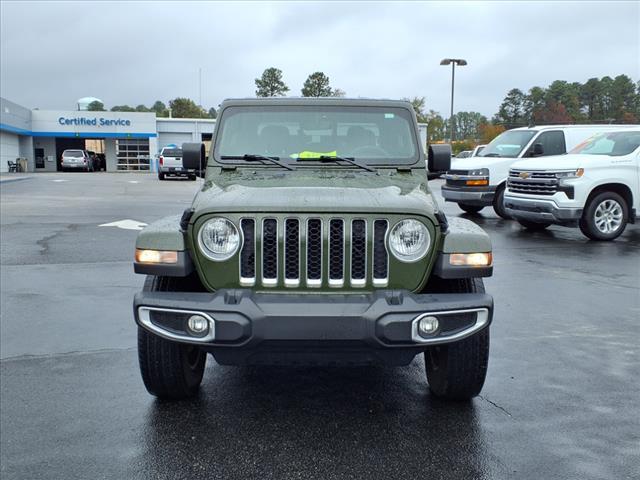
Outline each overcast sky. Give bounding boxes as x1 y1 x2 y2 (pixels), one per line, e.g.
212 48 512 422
1 1 638 117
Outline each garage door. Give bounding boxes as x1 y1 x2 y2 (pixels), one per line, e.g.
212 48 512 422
0 131 20 173
157 133 193 151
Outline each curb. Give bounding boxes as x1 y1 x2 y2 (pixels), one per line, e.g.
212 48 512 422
0 177 31 185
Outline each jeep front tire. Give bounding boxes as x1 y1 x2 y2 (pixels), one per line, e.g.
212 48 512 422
424 277 489 400
137 276 207 399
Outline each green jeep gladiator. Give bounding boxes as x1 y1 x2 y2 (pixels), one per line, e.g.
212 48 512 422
133 98 494 401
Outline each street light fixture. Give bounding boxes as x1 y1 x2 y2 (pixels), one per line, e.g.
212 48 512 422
440 58 467 142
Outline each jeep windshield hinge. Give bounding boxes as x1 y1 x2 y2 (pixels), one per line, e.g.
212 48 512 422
180 208 195 232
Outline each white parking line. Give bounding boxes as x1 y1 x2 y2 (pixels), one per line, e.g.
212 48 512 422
99 219 148 231
52 179 69 183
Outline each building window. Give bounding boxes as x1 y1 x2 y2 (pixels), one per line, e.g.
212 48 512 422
116 138 150 171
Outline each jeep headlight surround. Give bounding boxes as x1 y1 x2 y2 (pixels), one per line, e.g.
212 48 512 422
389 219 431 262
198 217 241 261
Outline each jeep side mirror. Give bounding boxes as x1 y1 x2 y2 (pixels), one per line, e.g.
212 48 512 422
182 142 206 176
428 144 452 173
530 143 544 157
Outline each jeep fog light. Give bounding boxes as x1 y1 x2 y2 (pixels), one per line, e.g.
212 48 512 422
418 315 439 337
199 217 240 261
450 252 492 266
187 315 209 335
389 219 430 262
135 249 178 264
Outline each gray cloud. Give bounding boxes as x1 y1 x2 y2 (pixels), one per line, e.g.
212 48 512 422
1 1 638 117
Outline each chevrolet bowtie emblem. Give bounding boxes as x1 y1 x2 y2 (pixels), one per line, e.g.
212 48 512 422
519 171 530 179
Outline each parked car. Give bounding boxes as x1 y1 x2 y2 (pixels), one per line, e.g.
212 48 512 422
442 125 639 217
95 153 106 171
61 149 95 172
133 97 494 402
158 146 195 180
86 151 101 171
504 129 640 240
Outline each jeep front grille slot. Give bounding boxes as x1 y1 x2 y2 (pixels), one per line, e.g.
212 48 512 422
284 219 300 286
242 216 396 289
351 219 366 287
306 218 323 287
240 219 255 286
262 218 278 285
372 220 389 286
328 219 344 287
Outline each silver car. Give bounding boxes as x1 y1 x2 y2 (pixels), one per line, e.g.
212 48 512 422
61 149 95 172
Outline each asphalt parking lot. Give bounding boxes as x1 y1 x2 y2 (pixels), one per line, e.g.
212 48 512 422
1 172 638 480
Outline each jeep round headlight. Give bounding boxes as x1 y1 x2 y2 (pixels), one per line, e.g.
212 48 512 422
389 219 430 262
198 217 240 261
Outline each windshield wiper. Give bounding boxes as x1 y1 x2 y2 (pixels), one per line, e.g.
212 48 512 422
298 155 377 173
482 153 501 157
221 154 294 171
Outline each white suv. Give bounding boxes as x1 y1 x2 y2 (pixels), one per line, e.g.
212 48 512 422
504 129 640 240
441 125 638 218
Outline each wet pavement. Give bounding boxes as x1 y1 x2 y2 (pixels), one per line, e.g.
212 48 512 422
1 172 639 479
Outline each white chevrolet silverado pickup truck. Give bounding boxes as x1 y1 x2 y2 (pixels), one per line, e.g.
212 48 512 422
442 125 638 218
504 129 640 240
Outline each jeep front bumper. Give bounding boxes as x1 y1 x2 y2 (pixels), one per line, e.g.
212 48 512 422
134 289 493 366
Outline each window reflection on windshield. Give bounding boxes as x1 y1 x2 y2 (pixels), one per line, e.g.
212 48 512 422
479 130 536 158
570 131 640 157
215 106 418 165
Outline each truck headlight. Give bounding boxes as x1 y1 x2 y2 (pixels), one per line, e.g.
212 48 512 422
389 219 430 262
555 168 584 179
198 217 240 261
468 168 489 177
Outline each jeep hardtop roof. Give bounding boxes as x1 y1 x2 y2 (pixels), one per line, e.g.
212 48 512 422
218 97 414 109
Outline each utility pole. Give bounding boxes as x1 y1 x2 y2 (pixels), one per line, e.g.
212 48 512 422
199 67 202 118
440 58 467 142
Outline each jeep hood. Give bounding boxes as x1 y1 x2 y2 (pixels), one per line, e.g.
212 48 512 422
191 169 439 218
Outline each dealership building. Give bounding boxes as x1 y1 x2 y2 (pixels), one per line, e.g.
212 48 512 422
0 97 216 173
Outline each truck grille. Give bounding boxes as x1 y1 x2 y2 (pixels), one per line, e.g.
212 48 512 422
507 169 559 195
239 216 389 289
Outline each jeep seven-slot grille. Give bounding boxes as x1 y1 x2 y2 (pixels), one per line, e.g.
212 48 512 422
508 169 559 195
238 217 390 288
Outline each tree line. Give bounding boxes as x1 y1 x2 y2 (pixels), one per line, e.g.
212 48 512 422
87 98 217 119
493 75 639 129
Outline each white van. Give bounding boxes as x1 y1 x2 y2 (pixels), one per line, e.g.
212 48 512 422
504 129 640 240
441 125 638 218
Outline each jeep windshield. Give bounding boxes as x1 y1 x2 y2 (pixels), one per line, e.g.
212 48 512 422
214 106 419 166
478 130 537 158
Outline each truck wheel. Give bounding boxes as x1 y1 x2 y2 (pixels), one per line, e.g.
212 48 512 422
158 172 165 181
424 277 489 401
137 276 207 399
458 204 484 214
492 185 511 219
579 191 628 241
517 219 551 231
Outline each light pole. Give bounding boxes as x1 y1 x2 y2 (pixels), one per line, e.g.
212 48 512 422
440 58 467 142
